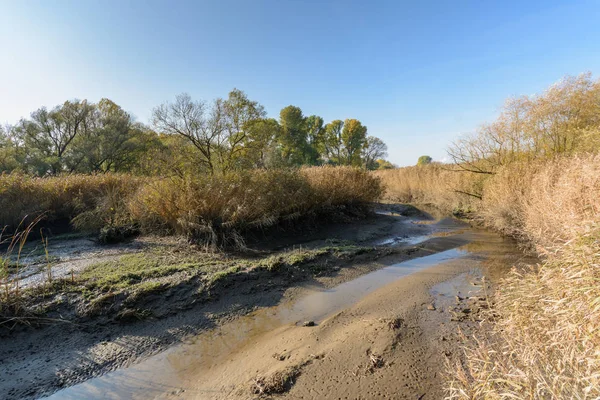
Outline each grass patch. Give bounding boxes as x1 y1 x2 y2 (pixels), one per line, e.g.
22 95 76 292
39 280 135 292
3 235 377 324
79 254 200 291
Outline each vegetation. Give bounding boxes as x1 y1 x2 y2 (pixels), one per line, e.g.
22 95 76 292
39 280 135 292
1 239 375 322
0 89 391 176
0 88 389 247
0 167 382 247
446 154 600 399
416 155 432 165
377 73 600 399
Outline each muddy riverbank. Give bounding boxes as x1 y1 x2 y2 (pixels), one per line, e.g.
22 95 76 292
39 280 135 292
0 204 531 399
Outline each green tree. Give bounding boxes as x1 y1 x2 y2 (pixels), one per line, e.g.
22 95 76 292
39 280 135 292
68 99 139 173
134 133 203 178
219 89 267 171
324 119 344 165
305 115 325 165
23 100 93 174
242 118 281 168
0 125 22 172
417 155 432 165
376 159 395 169
278 105 307 165
341 119 367 166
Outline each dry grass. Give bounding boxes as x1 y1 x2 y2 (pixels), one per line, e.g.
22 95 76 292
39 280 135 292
0 167 382 248
302 165 384 206
374 163 483 213
129 166 382 248
445 154 600 399
375 156 600 398
251 365 303 396
0 216 44 319
482 155 600 249
0 173 143 232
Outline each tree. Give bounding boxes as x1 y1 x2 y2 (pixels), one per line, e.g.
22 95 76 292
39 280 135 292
324 119 344 164
219 89 267 171
0 125 22 172
376 159 395 169
305 115 325 165
362 136 388 170
447 73 600 174
278 105 307 165
68 99 138 173
134 133 203 178
341 119 367 166
417 155 432 165
237 118 281 168
23 100 92 174
152 93 221 174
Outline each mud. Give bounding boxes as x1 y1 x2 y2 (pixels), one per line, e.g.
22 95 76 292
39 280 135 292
0 205 531 399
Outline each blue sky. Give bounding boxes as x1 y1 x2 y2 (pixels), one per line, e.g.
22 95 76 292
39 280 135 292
1 0 600 166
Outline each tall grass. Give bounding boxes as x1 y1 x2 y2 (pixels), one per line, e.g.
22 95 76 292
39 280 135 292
445 155 600 399
377 156 600 398
130 166 383 247
0 173 142 232
374 163 483 212
0 216 43 318
375 157 599 398
0 167 382 248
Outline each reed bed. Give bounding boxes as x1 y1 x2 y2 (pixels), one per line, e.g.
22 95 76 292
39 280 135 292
377 156 600 398
0 166 382 248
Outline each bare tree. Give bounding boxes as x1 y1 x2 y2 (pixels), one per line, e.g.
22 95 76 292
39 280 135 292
362 136 387 170
152 93 221 174
448 73 600 174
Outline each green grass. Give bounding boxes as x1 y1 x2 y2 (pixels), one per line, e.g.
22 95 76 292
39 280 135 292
4 239 377 322
80 253 206 291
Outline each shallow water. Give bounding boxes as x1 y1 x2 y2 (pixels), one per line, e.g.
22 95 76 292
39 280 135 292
375 234 431 246
44 244 468 400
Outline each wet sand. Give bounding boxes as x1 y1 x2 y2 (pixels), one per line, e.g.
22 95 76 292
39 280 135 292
44 229 529 399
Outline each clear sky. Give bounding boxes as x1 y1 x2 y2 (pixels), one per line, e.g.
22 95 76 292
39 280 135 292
2 0 600 166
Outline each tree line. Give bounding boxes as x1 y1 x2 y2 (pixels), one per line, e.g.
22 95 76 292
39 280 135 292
448 72 600 174
0 89 392 176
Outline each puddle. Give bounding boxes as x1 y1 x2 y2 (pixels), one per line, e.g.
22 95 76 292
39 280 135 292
44 247 467 400
374 211 404 217
431 269 484 304
375 234 431 246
